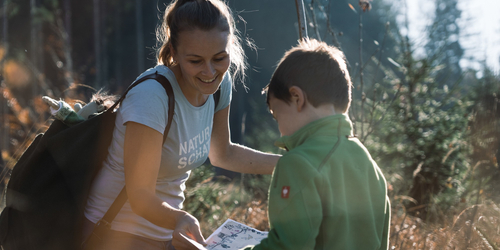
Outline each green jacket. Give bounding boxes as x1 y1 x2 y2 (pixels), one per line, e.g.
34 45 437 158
244 114 390 250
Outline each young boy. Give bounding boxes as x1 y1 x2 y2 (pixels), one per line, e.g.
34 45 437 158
243 38 390 250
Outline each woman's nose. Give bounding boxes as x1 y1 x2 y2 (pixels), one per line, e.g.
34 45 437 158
202 62 216 77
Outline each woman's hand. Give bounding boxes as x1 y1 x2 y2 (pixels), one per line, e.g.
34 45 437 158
172 213 206 250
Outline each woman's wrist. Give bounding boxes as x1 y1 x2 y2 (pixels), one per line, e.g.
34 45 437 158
167 205 188 225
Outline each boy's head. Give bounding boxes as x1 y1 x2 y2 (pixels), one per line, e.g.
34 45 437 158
264 38 352 114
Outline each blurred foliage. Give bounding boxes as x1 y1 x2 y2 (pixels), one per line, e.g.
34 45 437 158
425 0 464 85
363 32 473 221
184 164 272 236
465 68 500 203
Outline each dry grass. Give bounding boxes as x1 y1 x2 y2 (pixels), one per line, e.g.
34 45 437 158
196 182 500 249
388 201 500 250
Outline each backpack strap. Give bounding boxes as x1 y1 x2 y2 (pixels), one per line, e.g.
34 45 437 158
107 71 175 143
92 71 175 232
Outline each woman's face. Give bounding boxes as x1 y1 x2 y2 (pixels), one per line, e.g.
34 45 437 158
172 28 231 105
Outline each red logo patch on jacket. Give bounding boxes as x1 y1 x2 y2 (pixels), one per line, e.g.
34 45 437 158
281 186 290 198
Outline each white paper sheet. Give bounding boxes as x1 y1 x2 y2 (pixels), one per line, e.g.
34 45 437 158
205 219 268 250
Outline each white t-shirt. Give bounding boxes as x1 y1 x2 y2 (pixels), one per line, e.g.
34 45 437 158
84 65 232 241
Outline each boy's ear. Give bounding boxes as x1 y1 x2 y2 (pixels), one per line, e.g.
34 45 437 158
289 86 306 112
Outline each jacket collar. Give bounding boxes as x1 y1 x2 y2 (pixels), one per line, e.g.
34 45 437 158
275 114 354 151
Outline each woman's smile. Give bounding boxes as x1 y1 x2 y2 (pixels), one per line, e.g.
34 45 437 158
198 75 218 83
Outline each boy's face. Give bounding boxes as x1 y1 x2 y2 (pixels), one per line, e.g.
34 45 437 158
268 94 300 136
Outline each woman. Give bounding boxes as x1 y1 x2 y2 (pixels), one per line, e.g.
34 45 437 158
82 0 280 249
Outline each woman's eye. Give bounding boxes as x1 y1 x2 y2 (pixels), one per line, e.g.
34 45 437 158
189 60 202 64
214 56 226 62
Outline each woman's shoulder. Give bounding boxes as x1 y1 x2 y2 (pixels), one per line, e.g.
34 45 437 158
121 67 175 107
127 66 177 96
127 79 169 99
153 64 177 82
222 71 232 85
215 72 233 111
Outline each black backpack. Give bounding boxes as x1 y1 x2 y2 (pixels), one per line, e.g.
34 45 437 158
0 72 179 250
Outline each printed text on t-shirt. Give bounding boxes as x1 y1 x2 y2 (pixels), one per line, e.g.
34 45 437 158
177 126 211 169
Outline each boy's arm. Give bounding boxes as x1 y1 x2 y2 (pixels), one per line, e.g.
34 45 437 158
242 155 323 250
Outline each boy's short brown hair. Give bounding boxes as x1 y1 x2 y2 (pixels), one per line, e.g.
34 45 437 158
265 38 352 113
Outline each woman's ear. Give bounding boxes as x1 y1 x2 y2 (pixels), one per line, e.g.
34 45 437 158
288 86 306 112
169 43 177 62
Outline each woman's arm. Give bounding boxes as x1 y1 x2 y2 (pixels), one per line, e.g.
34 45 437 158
209 105 281 175
124 122 205 249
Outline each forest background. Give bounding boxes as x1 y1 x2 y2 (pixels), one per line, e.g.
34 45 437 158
1 0 500 249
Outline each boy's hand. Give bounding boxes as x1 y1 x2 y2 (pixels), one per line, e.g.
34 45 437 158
172 213 207 250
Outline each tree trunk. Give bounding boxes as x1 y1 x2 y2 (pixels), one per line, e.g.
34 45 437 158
135 0 144 73
294 0 307 39
63 0 74 89
113 6 123 91
1 0 6 52
93 0 102 88
1 0 7 150
101 0 108 87
30 0 39 97
64 0 71 45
